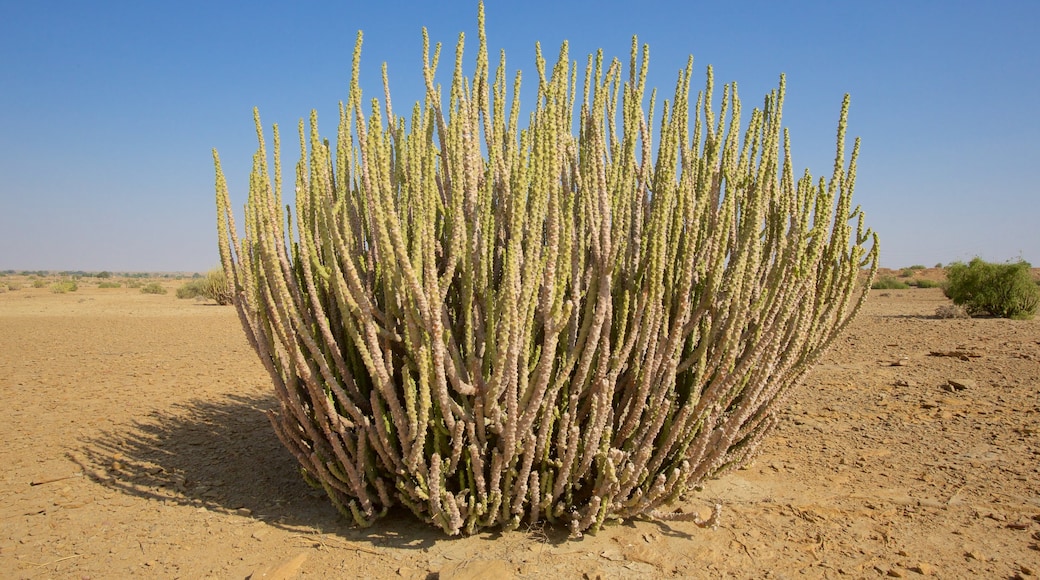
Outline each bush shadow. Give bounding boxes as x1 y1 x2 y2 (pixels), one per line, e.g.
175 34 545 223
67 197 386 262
73 392 696 552
73 392 449 551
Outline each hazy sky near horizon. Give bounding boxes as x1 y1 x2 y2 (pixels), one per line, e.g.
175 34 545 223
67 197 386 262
1 0 1037 271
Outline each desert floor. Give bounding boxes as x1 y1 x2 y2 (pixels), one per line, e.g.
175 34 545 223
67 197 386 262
1 273 1039 579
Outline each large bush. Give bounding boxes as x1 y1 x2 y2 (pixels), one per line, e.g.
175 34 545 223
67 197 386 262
944 258 1039 319
214 5 878 536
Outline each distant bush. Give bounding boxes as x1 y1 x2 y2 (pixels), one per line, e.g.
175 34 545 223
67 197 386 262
175 280 205 299
944 258 1039 319
871 276 910 290
911 279 942 289
32 279 47 288
908 264 926 270
125 279 142 288
51 280 78 293
140 282 167 295
98 281 121 289
6 282 21 291
96 271 112 279
175 268 231 304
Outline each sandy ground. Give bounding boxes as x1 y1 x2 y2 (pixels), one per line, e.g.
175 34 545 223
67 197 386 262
1 274 1039 579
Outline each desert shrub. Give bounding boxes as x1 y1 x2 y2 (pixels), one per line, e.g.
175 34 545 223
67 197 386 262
176 269 232 304
214 5 878 536
50 280 78 293
911 278 941 289
176 279 206 299
6 281 21 291
935 304 969 319
98 281 121 289
139 282 167 295
944 258 1039 319
872 276 910 290
32 279 47 288
125 279 142 288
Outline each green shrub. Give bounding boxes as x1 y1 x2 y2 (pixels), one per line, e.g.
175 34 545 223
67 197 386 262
944 258 1039 319
32 279 47 288
214 4 878 536
97 281 121 289
139 282 167 295
175 268 232 304
176 279 206 299
50 280 78 293
872 276 910 290
911 278 942 289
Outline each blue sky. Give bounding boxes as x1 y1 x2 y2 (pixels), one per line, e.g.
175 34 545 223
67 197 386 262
1 0 1037 271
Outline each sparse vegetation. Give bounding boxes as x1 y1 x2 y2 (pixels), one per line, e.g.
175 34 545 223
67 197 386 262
943 258 1039 319
872 276 910 290
51 280 79 293
139 282 167 295
175 268 231 304
32 279 47 288
98 281 121 289
911 278 942 289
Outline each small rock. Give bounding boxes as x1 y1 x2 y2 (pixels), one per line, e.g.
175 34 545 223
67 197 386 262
911 563 935 576
887 568 904 578
965 550 987 562
946 378 976 391
1020 563 1034 576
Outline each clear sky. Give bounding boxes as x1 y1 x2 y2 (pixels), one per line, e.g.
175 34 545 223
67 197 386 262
1 0 1037 272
